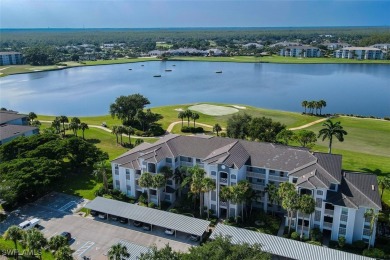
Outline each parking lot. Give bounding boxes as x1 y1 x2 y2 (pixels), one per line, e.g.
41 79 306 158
0 192 195 259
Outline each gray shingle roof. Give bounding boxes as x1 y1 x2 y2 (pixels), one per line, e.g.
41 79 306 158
0 124 38 140
85 197 210 236
327 172 381 210
211 224 373 260
0 111 27 125
314 152 342 183
115 240 150 260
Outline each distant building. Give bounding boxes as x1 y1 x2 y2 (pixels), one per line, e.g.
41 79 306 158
148 48 224 57
0 111 39 145
242 43 264 49
322 42 351 50
279 46 322 57
0 52 23 65
370 43 390 51
334 47 384 60
270 41 301 48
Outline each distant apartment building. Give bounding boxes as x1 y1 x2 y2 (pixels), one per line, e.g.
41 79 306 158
0 52 23 65
322 42 351 50
0 111 39 145
242 43 264 49
370 43 390 51
112 134 381 246
279 46 322 57
270 41 301 48
334 47 384 60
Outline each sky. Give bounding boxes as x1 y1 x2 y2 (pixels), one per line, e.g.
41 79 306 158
1 0 389 28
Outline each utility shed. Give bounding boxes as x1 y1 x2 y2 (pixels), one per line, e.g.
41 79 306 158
210 224 373 260
85 197 210 237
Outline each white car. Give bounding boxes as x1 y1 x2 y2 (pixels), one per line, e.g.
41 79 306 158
190 234 199 241
98 213 107 219
165 228 175 235
18 218 41 230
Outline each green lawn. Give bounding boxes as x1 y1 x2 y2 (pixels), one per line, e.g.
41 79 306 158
0 237 54 260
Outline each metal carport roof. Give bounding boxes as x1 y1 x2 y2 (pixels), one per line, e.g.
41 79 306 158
111 240 150 260
85 197 210 236
210 224 373 260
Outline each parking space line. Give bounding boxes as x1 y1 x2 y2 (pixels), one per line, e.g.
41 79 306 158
74 241 95 257
58 201 77 211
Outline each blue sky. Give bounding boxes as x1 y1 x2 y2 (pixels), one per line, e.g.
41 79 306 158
1 0 389 28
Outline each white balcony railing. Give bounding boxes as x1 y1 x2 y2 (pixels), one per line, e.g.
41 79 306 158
323 222 333 229
220 201 227 207
246 171 266 178
268 174 288 182
150 195 157 200
251 184 265 191
220 178 228 184
180 162 193 167
324 209 334 216
297 225 310 232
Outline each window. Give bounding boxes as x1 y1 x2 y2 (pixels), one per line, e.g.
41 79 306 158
126 174 130 180
317 190 323 196
330 183 337 191
280 171 285 177
256 178 264 184
114 164 119 169
292 178 298 184
316 198 322 208
211 171 216 176
211 191 216 201
270 170 275 174
135 170 141 175
115 180 120 187
126 169 130 174
231 174 236 180
247 177 253 182
196 158 201 163
166 158 172 163
314 210 321 222
164 195 170 201
166 180 173 185
175 157 178 162
126 185 131 191
148 163 156 173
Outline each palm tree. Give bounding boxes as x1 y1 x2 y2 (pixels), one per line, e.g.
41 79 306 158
22 228 47 255
191 112 200 127
364 208 379 249
108 243 130 260
314 101 321 115
139 172 154 205
112 125 119 144
173 166 187 198
201 177 216 218
220 186 233 219
213 123 222 136
378 177 390 200
298 195 315 239
278 182 298 234
52 117 61 134
118 125 126 145
3 225 22 250
182 166 206 214
79 122 89 139
152 173 166 207
28 112 37 125
265 183 279 216
94 161 109 192
69 121 79 136
319 100 327 115
59 115 69 136
233 180 252 222
178 111 185 127
54 246 73 260
159 166 172 192
184 109 193 127
126 126 134 146
318 119 348 154
308 101 315 114
48 235 68 251
301 101 308 114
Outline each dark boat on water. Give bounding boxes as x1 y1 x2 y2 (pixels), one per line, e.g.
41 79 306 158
215 71 222 73
165 69 172 72
153 75 161 77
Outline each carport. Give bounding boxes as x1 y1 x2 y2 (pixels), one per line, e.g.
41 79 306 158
85 197 210 239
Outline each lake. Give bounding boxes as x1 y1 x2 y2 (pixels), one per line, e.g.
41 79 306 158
0 61 389 117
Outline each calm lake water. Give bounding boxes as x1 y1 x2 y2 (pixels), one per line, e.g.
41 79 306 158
1 61 389 117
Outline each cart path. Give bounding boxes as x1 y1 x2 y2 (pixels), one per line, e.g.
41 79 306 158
288 117 331 131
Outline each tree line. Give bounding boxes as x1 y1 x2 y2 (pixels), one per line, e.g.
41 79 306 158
301 100 327 115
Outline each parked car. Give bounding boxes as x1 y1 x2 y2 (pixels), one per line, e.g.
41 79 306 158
119 218 128 224
165 228 175 235
190 234 199 241
133 221 142 227
90 210 98 216
110 215 119 221
18 218 41 230
143 224 151 231
98 213 107 219
60 232 72 242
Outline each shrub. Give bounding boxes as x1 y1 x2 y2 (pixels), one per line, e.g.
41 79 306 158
181 126 204 133
148 202 156 208
138 194 147 204
220 132 227 137
306 241 322 246
310 228 322 242
362 248 385 258
352 240 367 251
338 236 346 248
169 208 179 213
135 139 144 146
291 232 300 240
384 117 390 121
147 125 165 136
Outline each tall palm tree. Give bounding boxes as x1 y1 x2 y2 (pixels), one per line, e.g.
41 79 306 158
319 100 327 115
152 173 166 207
28 112 37 125
201 177 216 218
174 166 187 198
314 101 321 115
301 101 308 114
159 166 172 192
308 101 315 114
182 166 206 214
178 111 185 127
298 194 315 239
112 125 119 144
191 112 200 127
3 225 22 250
232 180 252 222
52 117 61 134
118 125 126 145
22 228 47 255
126 126 134 146
70 117 81 136
139 172 154 205
265 183 279 216
213 123 222 136
364 208 379 249
94 161 109 192
54 246 73 260
378 177 390 200
318 119 348 154
184 109 193 127
278 182 298 234
59 115 69 136
108 243 130 260
220 186 233 219
79 122 89 140
69 121 79 136
48 235 68 251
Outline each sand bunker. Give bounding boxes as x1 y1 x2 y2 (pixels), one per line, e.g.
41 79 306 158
188 104 239 116
232 105 246 109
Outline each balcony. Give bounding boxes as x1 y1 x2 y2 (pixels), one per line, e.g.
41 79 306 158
196 163 204 168
250 184 265 191
324 209 334 216
150 195 157 200
180 162 193 167
220 201 228 207
323 222 333 229
297 225 309 232
220 178 228 184
136 185 142 191
268 174 288 182
165 162 172 168
246 171 266 178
